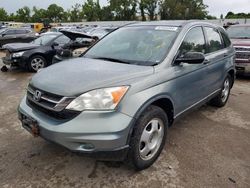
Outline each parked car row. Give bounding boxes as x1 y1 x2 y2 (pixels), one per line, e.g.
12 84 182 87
0 28 37 48
1 23 250 75
0 26 116 72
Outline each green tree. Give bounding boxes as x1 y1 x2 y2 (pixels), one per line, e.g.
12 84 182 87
225 12 250 19
206 15 217 20
109 0 137 20
100 6 114 21
8 13 16 21
82 0 102 21
15 6 31 22
0 8 8 21
46 4 66 22
68 4 83 22
139 0 159 20
160 0 208 20
31 7 48 22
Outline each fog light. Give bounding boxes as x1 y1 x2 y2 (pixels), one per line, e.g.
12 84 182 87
80 143 95 151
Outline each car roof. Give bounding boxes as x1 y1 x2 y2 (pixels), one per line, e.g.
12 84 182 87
126 20 219 28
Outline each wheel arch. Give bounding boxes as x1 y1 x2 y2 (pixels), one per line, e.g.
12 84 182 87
126 94 175 145
29 53 47 63
27 53 48 71
227 68 235 88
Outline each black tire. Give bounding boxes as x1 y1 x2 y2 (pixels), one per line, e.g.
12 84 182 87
127 105 168 170
1 65 8 72
210 74 232 107
28 55 47 72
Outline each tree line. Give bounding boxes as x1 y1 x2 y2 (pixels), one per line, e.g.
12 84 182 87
225 12 250 19
0 0 230 23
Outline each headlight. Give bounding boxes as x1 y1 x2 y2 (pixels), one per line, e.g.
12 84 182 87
66 86 129 111
12 51 25 58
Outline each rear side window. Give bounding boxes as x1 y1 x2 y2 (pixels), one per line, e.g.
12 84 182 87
179 27 206 55
220 30 231 48
204 27 223 53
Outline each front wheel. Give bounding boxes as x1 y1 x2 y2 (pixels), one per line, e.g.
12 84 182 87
28 55 47 72
210 75 232 107
127 105 168 170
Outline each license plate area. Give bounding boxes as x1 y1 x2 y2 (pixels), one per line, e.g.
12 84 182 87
21 114 39 137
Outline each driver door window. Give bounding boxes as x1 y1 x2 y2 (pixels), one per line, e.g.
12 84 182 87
179 27 206 56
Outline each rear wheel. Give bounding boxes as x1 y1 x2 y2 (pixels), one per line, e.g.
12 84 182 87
28 55 47 72
127 105 168 170
210 74 232 107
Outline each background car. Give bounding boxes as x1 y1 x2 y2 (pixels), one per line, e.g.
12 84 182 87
1 32 70 72
0 28 37 48
52 30 99 63
227 24 250 75
50 26 77 32
88 26 117 39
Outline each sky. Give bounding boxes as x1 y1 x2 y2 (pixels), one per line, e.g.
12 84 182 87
0 0 250 18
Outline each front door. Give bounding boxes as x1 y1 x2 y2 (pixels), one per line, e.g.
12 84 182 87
172 26 208 114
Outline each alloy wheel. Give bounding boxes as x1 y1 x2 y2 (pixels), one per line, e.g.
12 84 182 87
31 58 45 71
221 78 230 103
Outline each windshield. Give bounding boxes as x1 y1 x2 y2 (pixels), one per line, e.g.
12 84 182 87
31 34 58 45
84 26 179 66
227 26 250 39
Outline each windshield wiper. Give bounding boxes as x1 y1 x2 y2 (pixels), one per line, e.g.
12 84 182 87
92 57 131 64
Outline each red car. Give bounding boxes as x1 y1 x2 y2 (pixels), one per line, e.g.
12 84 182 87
227 24 250 74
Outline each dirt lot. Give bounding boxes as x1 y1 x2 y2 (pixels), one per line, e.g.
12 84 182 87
0 58 249 188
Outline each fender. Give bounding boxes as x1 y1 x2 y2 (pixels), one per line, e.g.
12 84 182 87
126 93 175 145
226 67 236 88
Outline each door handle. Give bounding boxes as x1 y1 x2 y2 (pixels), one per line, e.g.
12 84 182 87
223 53 228 57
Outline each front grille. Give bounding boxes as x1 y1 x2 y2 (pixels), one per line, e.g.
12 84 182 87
235 46 250 60
27 99 80 120
235 52 250 60
26 85 79 120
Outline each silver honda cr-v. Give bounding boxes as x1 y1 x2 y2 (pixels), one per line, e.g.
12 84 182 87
18 21 235 170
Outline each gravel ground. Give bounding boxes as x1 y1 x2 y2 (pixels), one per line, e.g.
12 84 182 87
0 57 249 188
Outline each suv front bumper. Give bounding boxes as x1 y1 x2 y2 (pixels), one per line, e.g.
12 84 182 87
18 96 134 160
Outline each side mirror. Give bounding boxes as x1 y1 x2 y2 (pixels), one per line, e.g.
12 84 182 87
175 52 205 64
1 33 6 37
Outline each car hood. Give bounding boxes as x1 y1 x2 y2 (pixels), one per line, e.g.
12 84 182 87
60 30 96 40
30 58 154 96
2 43 40 52
231 38 250 47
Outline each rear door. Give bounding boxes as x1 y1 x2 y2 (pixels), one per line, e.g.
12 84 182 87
203 27 231 94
